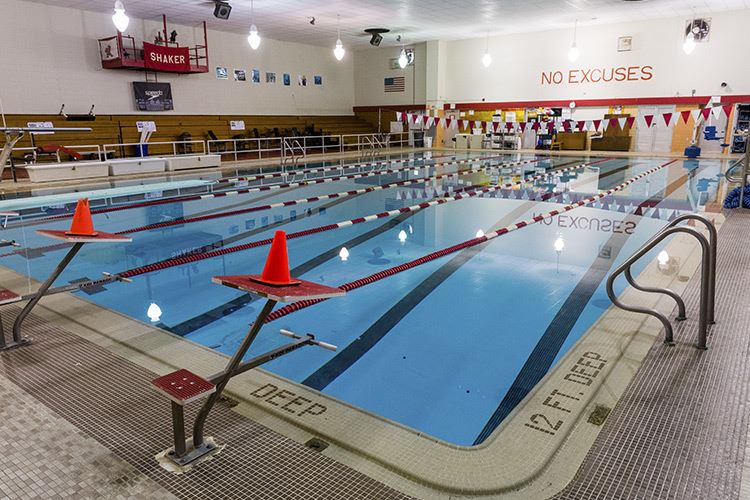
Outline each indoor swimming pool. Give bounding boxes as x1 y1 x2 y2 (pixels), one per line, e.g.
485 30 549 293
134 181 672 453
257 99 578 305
0 151 724 446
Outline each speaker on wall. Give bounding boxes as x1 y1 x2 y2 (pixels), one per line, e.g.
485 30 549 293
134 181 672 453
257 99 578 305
213 1 232 20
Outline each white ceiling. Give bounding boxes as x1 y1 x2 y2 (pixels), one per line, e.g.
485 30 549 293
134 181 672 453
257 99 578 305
26 0 750 48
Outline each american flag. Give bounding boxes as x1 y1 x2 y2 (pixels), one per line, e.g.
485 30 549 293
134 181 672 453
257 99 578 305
384 76 405 92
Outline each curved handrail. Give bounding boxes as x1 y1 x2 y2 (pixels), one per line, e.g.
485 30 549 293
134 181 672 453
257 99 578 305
666 214 717 323
607 226 711 349
624 214 716 324
725 155 748 183
623 266 687 320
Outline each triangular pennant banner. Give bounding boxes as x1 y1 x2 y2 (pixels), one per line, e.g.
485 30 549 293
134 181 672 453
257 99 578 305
700 107 712 121
691 109 701 122
681 110 692 123
395 112 403 122
711 107 722 119
609 118 619 129
445 118 452 129
519 122 527 133
462 120 469 130
593 119 601 131
532 121 541 131
577 120 585 132
626 116 636 129
618 118 627 129
644 115 654 127
423 115 430 126
662 112 673 127
723 104 733 118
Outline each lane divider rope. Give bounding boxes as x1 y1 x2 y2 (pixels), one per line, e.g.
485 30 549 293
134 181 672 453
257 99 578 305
18 153 517 226
261 159 676 324
0 156 542 259
115 157 545 234
215 151 466 185
112 159 608 279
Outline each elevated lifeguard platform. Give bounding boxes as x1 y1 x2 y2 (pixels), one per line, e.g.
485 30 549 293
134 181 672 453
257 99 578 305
98 16 208 74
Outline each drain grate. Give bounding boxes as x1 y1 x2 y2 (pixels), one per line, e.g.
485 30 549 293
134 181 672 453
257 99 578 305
587 404 611 426
305 437 329 452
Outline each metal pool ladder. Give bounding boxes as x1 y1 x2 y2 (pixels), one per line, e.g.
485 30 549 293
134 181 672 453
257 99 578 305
606 214 717 349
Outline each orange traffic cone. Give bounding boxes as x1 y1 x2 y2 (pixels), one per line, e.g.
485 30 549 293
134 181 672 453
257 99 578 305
251 230 301 286
65 198 98 236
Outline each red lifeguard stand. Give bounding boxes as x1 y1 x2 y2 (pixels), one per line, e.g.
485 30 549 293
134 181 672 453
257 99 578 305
98 15 209 74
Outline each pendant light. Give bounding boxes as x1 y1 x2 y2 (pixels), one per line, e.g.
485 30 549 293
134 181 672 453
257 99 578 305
333 14 345 61
247 0 261 50
683 14 697 55
112 0 129 33
398 36 408 69
482 33 492 68
568 19 580 62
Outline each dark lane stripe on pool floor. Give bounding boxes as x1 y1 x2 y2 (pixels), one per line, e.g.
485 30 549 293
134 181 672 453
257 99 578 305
473 163 694 444
302 200 541 391
303 159 631 391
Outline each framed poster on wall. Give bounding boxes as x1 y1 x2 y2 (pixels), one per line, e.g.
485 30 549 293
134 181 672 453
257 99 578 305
133 82 174 111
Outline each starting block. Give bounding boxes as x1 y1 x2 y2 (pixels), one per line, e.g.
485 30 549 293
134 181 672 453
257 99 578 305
152 230 343 470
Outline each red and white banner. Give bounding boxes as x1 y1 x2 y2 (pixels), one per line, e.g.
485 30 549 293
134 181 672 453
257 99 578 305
143 42 191 72
403 104 732 137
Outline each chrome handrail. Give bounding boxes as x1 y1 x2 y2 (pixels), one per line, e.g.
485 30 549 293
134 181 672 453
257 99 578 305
606 216 716 350
281 138 305 166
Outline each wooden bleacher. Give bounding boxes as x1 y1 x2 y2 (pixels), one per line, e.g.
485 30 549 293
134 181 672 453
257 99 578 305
2 114 378 160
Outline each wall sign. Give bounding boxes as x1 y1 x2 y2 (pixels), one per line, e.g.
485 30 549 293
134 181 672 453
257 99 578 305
541 66 653 86
133 82 173 111
143 42 190 72
26 121 55 134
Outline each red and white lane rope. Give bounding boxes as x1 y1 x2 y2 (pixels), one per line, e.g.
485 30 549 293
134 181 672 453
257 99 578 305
19 154 527 226
113 159 604 279
215 151 468 185
261 159 676 324
115 156 549 234
0 156 548 259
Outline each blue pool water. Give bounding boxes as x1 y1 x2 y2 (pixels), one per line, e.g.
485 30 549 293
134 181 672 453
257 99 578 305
0 152 724 445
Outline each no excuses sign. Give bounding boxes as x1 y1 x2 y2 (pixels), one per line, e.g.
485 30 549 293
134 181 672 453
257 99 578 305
541 65 653 85
143 42 190 72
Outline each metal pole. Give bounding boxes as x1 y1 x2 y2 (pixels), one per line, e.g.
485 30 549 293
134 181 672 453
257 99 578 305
191 299 276 447
8 242 84 346
171 402 187 457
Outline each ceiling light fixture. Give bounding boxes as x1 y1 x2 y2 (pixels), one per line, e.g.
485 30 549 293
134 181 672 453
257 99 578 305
398 37 408 69
482 33 492 68
112 0 129 33
247 0 261 50
568 19 580 62
333 14 345 61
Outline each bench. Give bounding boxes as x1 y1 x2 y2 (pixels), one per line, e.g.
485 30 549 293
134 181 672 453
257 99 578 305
23 161 109 182
164 155 221 171
108 157 166 176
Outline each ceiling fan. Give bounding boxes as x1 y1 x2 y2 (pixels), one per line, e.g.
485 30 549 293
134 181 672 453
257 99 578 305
685 18 711 42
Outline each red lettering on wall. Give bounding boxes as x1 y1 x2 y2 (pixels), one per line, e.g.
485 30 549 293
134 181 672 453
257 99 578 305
540 65 654 85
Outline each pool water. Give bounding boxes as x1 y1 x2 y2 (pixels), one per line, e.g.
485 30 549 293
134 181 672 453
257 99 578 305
0 152 724 445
